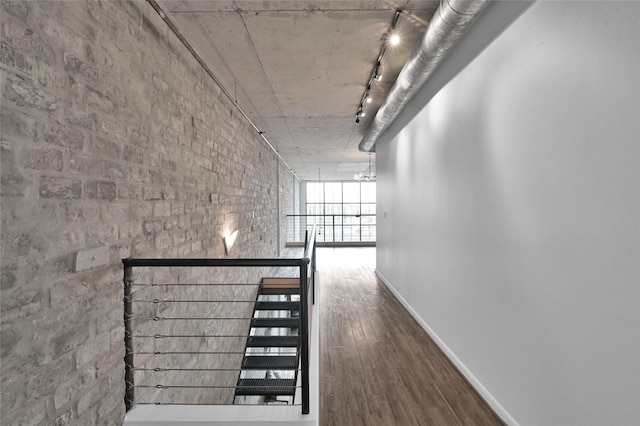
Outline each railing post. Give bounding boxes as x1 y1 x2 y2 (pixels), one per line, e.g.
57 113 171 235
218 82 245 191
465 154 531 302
299 261 310 414
312 243 316 305
332 215 335 243
123 263 134 411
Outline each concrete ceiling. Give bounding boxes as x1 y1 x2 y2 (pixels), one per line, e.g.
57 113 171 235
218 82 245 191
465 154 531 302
157 0 439 181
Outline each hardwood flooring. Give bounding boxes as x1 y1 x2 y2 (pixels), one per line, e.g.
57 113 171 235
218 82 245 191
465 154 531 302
318 247 503 426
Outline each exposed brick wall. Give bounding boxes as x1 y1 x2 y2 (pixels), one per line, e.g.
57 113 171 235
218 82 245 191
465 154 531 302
278 162 298 251
0 1 295 424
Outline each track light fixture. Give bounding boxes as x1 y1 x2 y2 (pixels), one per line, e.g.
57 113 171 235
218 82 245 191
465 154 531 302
354 9 402 124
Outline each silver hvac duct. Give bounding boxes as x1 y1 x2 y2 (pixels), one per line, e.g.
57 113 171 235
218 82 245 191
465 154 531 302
358 0 491 152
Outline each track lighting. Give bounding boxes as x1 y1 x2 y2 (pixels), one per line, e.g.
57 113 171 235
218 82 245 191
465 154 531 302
354 9 402 124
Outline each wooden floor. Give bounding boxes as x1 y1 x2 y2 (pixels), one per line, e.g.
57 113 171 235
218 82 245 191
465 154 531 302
318 247 503 426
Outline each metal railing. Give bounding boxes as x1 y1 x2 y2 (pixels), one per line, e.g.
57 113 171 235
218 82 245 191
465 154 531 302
123 228 316 414
286 214 376 245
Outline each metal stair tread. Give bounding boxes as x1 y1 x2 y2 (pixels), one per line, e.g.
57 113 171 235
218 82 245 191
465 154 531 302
246 335 299 347
241 355 298 370
251 317 299 328
235 378 296 396
258 287 300 295
255 301 299 310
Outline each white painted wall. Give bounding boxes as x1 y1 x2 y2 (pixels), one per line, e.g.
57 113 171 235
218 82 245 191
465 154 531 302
376 1 640 425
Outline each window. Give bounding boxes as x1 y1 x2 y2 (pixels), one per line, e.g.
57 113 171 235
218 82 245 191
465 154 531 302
304 181 376 242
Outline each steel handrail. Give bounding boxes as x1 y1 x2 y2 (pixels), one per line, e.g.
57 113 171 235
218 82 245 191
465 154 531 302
123 230 317 414
123 257 308 268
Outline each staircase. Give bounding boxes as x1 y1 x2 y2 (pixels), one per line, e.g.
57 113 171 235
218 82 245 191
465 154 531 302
123 227 316 416
235 277 302 403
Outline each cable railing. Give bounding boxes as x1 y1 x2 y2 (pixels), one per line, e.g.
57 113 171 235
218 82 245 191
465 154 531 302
123 227 316 415
286 214 376 245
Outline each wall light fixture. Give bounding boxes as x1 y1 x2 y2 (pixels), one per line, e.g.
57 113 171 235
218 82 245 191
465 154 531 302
223 230 239 255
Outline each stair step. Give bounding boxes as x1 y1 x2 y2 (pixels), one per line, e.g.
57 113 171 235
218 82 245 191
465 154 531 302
259 278 300 295
246 335 298 348
235 378 296 396
255 301 299 311
259 287 300 295
251 317 299 328
261 277 300 288
241 355 298 370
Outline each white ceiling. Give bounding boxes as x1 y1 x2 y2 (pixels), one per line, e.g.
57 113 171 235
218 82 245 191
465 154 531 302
157 0 439 181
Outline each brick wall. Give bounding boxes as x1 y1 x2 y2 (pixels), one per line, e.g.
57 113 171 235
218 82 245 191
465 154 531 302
0 1 295 424
278 162 298 251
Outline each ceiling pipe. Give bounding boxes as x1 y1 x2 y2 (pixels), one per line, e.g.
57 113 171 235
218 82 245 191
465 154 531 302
145 0 300 181
358 0 490 152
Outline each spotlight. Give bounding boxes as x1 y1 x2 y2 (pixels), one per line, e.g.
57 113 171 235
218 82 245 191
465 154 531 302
353 9 402 121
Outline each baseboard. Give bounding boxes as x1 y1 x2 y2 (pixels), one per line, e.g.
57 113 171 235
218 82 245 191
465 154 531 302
374 269 518 426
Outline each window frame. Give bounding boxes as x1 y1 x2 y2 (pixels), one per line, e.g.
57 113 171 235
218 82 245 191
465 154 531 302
304 181 376 243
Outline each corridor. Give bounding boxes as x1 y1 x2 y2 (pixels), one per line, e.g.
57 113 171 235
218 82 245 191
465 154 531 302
318 248 503 426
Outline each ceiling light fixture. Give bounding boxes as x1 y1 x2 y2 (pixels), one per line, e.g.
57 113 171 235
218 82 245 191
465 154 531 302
354 154 376 182
355 9 402 124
